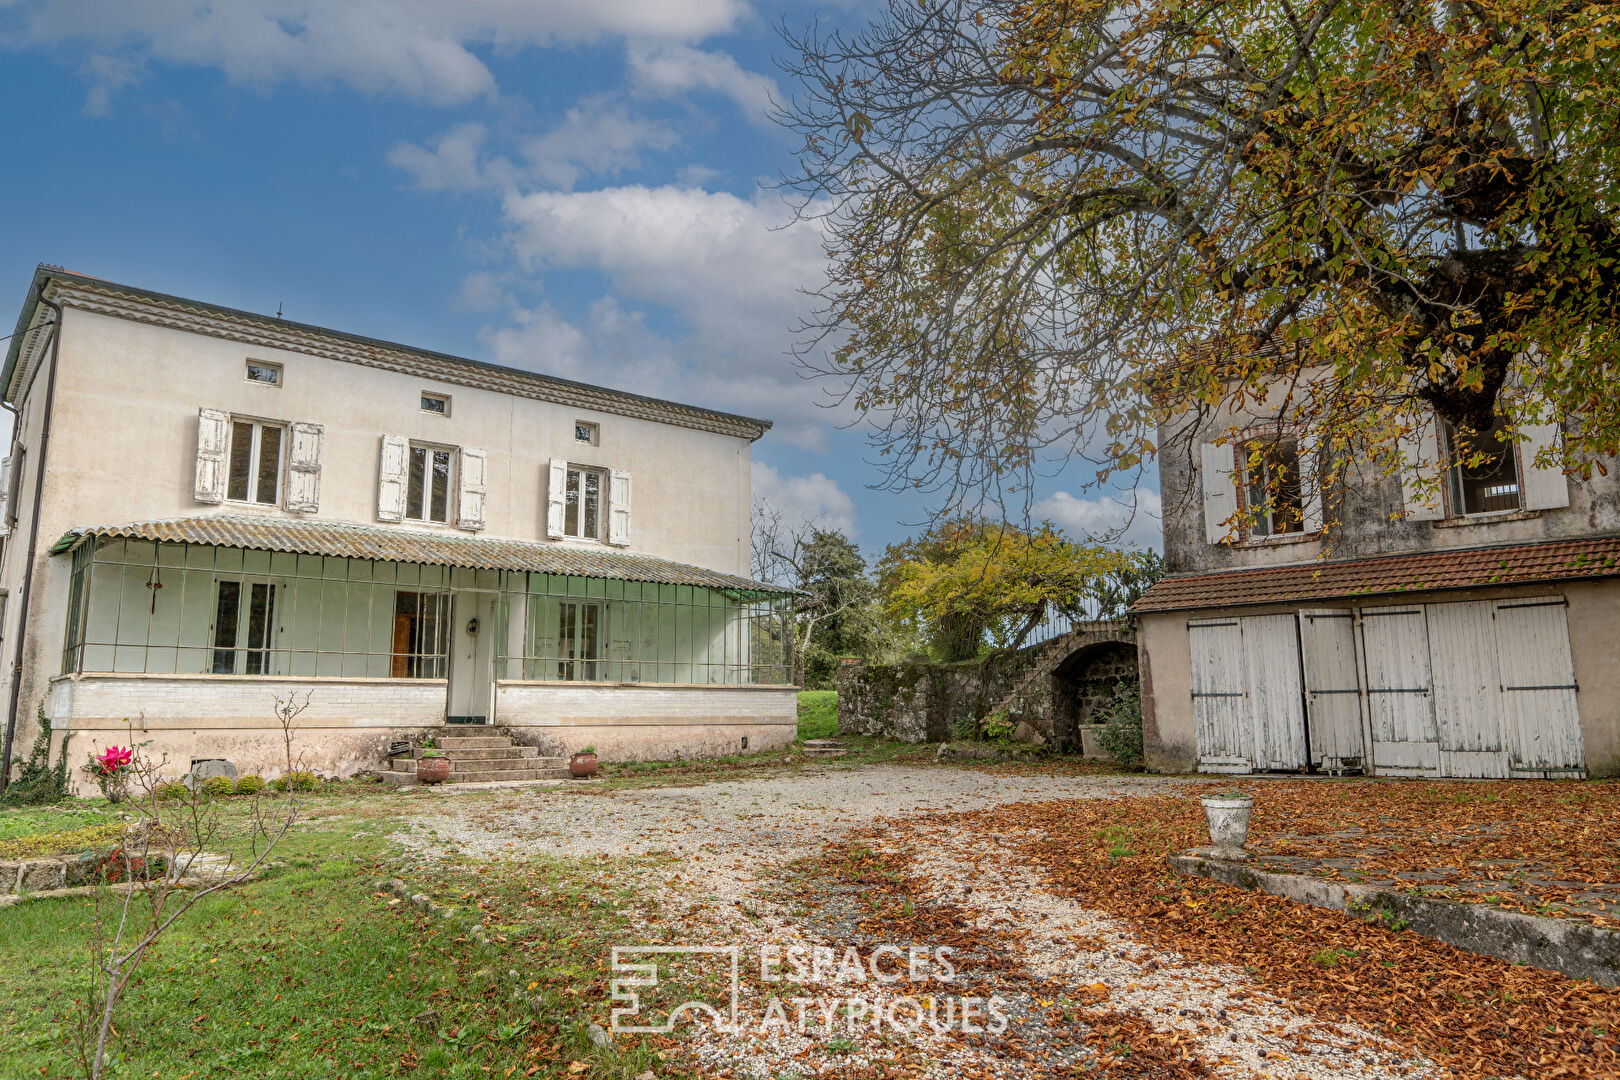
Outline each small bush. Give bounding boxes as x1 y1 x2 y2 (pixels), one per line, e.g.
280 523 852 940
274 770 318 792
152 781 189 802
234 774 265 795
1095 685 1144 766
981 708 1016 742
199 775 236 798
1 703 73 806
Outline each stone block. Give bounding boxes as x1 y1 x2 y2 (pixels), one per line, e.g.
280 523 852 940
18 861 67 891
0 862 18 892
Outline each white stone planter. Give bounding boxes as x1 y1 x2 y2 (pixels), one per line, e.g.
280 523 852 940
1199 793 1254 858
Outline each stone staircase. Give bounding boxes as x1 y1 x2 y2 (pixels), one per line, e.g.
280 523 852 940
386 728 572 785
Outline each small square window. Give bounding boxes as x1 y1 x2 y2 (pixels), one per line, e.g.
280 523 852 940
245 361 281 386
421 392 450 416
575 421 598 444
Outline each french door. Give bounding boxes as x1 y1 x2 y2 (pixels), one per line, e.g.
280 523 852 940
211 579 278 674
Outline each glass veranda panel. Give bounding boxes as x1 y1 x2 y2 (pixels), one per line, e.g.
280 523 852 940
63 541 450 679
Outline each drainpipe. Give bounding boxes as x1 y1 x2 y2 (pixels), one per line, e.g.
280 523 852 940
0 290 63 795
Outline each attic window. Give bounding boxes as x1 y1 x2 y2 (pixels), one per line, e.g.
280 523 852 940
421 392 450 417
574 421 598 444
245 361 281 386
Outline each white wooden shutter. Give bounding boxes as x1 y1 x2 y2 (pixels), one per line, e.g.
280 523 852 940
0 455 11 538
457 447 488 531
1396 414 1444 521
1299 432 1324 533
286 422 324 513
1199 442 1238 544
1519 421 1570 510
194 408 230 504
377 435 408 523
3 448 22 532
546 459 567 539
608 469 632 547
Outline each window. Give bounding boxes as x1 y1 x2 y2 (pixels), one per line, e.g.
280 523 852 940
564 466 605 539
555 600 602 681
245 360 281 386
406 445 453 523
421 392 450 416
227 419 284 505
1242 437 1303 537
211 579 278 675
574 421 598 444
391 591 449 678
1446 417 1521 515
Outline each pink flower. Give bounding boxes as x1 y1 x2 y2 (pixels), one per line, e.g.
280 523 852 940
94 745 132 777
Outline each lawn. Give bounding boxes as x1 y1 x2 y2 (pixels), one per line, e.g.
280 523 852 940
796 689 838 740
0 791 697 1079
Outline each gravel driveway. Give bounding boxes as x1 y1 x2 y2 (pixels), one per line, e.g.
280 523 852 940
395 765 1432 1079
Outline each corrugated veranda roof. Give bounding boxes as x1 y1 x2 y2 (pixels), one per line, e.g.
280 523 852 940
53 515 793 595
1132 536 1620 613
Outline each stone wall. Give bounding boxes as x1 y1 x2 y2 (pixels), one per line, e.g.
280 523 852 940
837 623 1138 750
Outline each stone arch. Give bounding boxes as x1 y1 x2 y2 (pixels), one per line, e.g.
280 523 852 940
1049 639 1140 751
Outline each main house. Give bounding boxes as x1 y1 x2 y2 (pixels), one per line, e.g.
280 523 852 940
0 267 797 789
1134 363 1620 780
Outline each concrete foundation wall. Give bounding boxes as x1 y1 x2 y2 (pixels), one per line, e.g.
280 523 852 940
495 682 798 760
45 673 449 790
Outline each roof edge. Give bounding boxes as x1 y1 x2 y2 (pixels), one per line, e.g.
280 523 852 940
1132 535 1620 614
6 266 774 440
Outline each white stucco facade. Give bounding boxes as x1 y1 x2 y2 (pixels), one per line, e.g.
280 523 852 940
0 269 797 788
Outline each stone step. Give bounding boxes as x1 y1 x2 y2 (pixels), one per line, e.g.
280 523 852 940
390 756 567 775
431 736 514 750
413 746 539 761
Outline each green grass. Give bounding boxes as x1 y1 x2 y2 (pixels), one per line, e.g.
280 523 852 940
0 794 699 1079
0 804 117 843
797 690 838 740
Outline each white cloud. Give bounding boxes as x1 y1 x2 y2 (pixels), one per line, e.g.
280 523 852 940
78 52 143 115
520 97 679 190
752 462 858 538
626 43 778 125
1032 488 1163 551
389 98 679 194
9 0 751 108
483 183 833 440
387 122 493 192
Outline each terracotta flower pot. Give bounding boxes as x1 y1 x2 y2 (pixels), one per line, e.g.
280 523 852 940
416 755 451 784
569 752 599 779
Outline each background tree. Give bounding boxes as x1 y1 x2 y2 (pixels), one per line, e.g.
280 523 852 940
781 0 1620 527
879 519 1134 679
753 499 887 687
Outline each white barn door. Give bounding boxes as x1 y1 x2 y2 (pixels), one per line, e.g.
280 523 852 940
1359 606 1441 776
1189 619 1250 773
1188 616 1308 773
1243 614 1308 771
1494 598 1585 777
1297 609 1366 772
1426 601 1509 778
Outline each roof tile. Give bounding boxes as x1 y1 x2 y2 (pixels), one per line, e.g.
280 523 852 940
1133 536 1620 613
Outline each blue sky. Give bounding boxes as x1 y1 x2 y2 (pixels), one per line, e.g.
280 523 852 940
0 0 1160 556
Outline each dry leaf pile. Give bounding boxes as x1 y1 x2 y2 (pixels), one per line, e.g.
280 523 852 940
899 790 1619 1080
